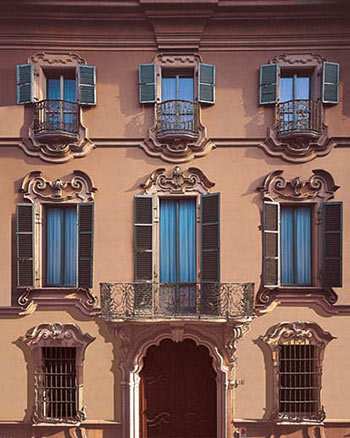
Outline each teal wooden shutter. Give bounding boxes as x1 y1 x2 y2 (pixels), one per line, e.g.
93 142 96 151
322 62 339 104
78 203 94 288
263 201 280 287
201 193 220 282
134 195 153 281
16 64 33 104
322 202 342 287
78 65 96 105
16 204 34 287
139 64 156 104
259 64 279 105
198 63 215 104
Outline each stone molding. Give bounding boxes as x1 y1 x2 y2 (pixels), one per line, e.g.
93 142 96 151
258 169 339 202
141 166 215 195
20 170 97 204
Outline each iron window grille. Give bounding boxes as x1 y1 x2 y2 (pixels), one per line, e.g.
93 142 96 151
36 347 78 422
278 344 321 419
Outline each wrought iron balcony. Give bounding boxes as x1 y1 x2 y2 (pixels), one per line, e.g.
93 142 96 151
33 100 80 142
155 100 200 141
100 282 254 321
275 99 323 138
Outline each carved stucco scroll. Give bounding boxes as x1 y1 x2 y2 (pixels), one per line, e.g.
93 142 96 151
22 323 94 424
20 170 97 204
259 321 334 423
141 166 215 195
258 169 339 202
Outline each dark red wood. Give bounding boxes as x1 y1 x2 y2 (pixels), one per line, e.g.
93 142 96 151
140 339 217 438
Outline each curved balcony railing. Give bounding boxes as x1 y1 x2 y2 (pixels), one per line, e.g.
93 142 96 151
100 282 254 321
33 100 79 140
276 99 323 138
156 100 199 140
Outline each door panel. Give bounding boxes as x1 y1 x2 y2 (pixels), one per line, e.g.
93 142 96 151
140 339 217 438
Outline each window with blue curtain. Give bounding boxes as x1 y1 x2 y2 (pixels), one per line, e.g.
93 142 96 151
281 206 312 286
160 198 196 284
46 206 78 287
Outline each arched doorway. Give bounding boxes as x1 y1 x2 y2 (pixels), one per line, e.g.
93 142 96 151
139 338 217 438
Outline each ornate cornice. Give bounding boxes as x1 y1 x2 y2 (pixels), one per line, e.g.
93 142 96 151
258 169 339 202
260 321 335 347
271 53 326 67
141 166 215 194
23 323 95 351
20 170 97 203
29 51 86 66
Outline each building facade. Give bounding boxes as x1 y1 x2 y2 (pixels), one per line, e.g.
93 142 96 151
0 1 349 437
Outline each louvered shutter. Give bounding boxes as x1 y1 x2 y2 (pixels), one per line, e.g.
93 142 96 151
134 195 153 281
78 65 96 105
139 64 156 104
16 64 34 104
201 193 220 282
322 202 342 287
259 64 279 105
198 63 215 104
322 62 340 104
78 203 94 288
263 201 280 287
16 204 34 287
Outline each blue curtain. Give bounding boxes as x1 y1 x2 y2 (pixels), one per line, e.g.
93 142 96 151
161 77 194 101
160 199 196 283
47 207 77 287
47 79 60 99
281 206 311 285
162 77 177 101
64 79 77 102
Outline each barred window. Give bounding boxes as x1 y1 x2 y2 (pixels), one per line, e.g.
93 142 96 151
38 347 78 421
279 344 320 417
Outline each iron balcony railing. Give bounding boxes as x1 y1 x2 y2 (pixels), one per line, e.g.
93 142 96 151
33 100 79 137
156 100 199 139
100 282 254 321
276 99 322 138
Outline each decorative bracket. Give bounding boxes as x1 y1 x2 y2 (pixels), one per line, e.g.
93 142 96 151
141 166 215 195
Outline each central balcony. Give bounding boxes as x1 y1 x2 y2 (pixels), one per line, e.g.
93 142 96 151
32 99 80 143
155 100 200 141
100 282 254 321
275 99 323 139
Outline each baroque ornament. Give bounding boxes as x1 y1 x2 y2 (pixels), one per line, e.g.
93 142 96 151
20 170 97 203
259 169 339 202
141 166 215 194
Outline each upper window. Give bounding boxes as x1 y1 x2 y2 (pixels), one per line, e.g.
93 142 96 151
261 169 342 289
259 58 339 140
17 171 95 290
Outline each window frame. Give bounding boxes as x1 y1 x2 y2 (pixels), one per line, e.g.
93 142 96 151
22 323 94 425
260 321 335 424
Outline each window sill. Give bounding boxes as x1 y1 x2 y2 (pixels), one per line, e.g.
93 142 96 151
17 287 98 316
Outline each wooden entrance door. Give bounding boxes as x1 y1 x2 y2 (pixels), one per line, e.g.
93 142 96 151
140 339 217 438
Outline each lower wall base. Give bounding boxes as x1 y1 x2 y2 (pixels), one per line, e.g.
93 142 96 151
0 424 121 438
234 421 350 438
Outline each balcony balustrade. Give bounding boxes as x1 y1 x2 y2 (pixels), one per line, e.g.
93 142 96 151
275 99 323 138
155 100 200 141
32 100 80 142
100 282 254 321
